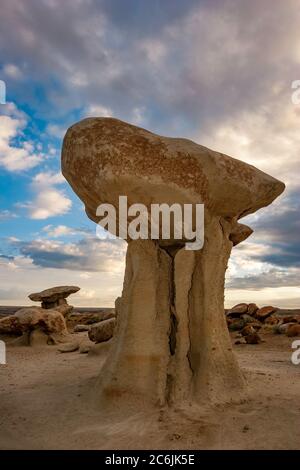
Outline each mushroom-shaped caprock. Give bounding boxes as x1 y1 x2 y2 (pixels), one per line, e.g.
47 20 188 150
62 118 284 226
29 285 80 310
62 118 285 412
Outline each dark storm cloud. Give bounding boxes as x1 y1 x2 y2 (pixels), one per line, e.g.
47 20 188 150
246 188 300 268
1 0 300 133
100 0 203 37
227 268 300 290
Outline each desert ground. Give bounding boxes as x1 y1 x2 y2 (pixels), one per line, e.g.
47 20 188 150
1 321 300 450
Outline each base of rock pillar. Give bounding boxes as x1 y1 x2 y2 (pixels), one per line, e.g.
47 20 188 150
92 220 246 412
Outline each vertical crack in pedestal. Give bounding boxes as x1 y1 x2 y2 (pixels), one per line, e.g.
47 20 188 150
159 246 178 404
168 253 177 357
186 264 195 377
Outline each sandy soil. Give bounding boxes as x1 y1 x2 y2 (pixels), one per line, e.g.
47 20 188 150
0 330 300 450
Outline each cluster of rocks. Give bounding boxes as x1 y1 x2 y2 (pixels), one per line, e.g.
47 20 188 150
226 303 300 344
0 286 80 346
67 309 115 329
0 285 118 354
54 313 116 355
0 306 69 346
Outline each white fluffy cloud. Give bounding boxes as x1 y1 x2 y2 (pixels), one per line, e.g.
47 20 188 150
22 171 72 219
42 224 75 237
0 104 41 171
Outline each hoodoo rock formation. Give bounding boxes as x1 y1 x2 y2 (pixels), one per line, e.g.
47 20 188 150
62 117 285 410
29 285 80 313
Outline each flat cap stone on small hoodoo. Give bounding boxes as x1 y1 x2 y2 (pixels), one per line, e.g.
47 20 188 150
29 285 80 303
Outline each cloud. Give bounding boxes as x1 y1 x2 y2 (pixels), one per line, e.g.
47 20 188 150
198 101 300 189
1 0 300 133
42 224 75 237
42 224 90 238
21 171 72 219
32 171 65 186
3 63 23 80
0 251 125 307
46 123 66 139
9 235 126 272
232 188 300 270
84 104 113 117
0 210 18 221
0 103 41 171
227 268 300 290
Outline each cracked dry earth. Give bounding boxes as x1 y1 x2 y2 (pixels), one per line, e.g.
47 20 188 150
0 329 300 450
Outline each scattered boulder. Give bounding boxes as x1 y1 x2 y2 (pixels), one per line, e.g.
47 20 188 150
264 315 280 325
228 319 245 331
227 303 248 318
0 306 68 346
248 303 259 316
245 332 261 344
273 322 294 334
29 285 80 310
255 306 277 321
0 315 22 335
226 304 300 340
282 315 299 324
241 314 257 324
286 324 300 337
67 310 115 329
88 317 116 343
241 325 256 337
251 321 263 331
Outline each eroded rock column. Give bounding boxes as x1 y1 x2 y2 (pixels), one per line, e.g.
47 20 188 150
94 213 245 410
95 240 172 409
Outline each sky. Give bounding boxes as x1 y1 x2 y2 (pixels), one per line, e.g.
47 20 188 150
0 0 299 308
